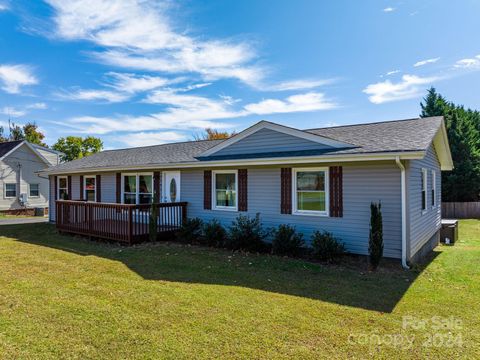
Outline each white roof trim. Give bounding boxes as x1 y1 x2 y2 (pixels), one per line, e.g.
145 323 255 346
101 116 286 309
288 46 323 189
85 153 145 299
432 120 454 171
39 151 426 175
0 141 52 165
199 120 355 157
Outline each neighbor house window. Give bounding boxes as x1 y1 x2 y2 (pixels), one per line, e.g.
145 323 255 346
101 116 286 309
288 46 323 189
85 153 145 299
58 176 68 200
431 170 436 208
29 183 40 197
5 183 16 198
84 176 96 202
421 168 428 212
293 168 329 216
213 170 237 210
122 173 153 204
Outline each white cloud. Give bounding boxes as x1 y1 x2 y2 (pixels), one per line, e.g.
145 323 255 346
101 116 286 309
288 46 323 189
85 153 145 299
454 55 480 69
27 102 47 109
56 88 131 103
44 0 263 85
383 7 395 12
0 106 26 117
0 64 38 94
266 78 335 91
0 1 9 11
385 70 400 76
413 57 440 67
104 72 173 93
363 74 440 104
120 131 188 147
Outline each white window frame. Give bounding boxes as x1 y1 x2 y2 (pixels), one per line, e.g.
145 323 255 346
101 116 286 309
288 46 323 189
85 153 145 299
431 170 436 208
57 176 68 200
421 168 428 214
292 167 330 217
84 175 96 202
121 172 153 205
212 169 238 211
4 183 17 199
28 183 40 198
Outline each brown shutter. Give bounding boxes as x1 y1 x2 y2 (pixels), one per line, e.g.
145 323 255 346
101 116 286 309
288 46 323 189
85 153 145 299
79 175 84 200
329 166 343 217
153 171 160 202
67 175 72 200
204 170 212 210
238 169 248 211
54 176 58 200
281 168 292 214
96 175 101 202
116 173 122 203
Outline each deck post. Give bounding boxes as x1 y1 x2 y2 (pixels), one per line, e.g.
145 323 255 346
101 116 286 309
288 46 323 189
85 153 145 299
128 206 133 245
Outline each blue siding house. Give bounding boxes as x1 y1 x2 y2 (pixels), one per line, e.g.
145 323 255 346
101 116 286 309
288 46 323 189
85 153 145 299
42 116 453 266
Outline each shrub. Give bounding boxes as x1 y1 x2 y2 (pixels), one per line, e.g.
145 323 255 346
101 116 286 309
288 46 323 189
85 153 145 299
202 219 227 247
148 202 158 242
271 224 305 256
226 213 269 252
369 202 384 269
311 230 345 262
175 217 203 244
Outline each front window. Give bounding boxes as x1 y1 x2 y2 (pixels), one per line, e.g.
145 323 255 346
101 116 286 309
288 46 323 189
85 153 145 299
58 176 68 200
29 183 39 197
84 176 96 201
421 168 428 211
123 173 153 204
213 170 237 210
293 168 329 216
5 183 16 198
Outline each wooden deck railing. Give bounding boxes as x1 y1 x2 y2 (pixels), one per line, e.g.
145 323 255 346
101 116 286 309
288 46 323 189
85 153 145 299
56 200 187 244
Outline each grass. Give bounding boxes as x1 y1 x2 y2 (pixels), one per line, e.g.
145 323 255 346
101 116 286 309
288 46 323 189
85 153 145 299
0 221 478 359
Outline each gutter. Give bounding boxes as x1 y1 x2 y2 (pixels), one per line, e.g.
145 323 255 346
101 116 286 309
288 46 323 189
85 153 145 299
395 156 409 269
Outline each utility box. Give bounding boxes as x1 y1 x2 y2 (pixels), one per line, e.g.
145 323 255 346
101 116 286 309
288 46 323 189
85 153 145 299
441 219 458 244
34 207 45 217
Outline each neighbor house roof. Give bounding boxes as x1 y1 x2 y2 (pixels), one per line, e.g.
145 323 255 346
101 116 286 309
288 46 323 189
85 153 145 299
0 140 24 159
41 116 453 174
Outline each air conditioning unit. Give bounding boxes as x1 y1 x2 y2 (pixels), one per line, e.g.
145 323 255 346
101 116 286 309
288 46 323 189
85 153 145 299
19 193 28 206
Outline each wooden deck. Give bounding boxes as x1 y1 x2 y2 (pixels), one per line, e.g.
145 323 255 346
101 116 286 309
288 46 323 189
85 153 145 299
56 200 187 244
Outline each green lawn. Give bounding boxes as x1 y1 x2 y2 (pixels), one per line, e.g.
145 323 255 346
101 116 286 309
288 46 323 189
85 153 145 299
0 221 478 359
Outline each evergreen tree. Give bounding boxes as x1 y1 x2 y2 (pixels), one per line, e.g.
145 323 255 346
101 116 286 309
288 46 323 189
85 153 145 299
420 87 480 201
369 202 383 270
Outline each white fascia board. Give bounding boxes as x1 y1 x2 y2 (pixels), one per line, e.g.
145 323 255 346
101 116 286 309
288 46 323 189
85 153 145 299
40 151 426 175
199 120 355 157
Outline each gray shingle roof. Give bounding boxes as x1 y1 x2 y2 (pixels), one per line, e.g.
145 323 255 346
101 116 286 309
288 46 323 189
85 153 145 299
0 140 24 158
44 116 443 173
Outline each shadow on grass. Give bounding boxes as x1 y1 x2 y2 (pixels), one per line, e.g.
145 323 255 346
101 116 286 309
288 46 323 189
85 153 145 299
1 223 439 313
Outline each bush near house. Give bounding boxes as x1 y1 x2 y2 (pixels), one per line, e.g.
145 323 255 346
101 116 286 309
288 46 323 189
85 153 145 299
175 217 203 244
271 224 305 257
311 230 345 262
226 213 270 252
202 219 227 247
369 202 384 269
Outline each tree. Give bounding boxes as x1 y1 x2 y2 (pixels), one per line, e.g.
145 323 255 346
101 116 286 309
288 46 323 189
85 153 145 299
193 128 236 141
23 122 47 147
52 136 103 162
8 122 25 141
420 87 480 201
369 202 383 270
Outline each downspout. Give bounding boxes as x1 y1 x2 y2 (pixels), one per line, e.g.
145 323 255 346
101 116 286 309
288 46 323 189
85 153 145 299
395 156 409 269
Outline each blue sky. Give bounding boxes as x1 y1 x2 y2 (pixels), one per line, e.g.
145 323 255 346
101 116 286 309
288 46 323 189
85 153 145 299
0 0 479 149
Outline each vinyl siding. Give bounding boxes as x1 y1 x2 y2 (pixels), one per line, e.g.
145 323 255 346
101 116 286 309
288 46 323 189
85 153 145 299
0 143 50 210
182 163 402 258
407 144 442 259
34 147 61 166
213 128 333 156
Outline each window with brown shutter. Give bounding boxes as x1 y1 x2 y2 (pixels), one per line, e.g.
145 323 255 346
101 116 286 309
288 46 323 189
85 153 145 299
79 175 84 200
96 175 101 202
67 175 72 200
238 169 248 211
54 176 58 200
204 170 212 210
281 168 292 214
329 166 343 217
116 173 121 203
153 171 160 202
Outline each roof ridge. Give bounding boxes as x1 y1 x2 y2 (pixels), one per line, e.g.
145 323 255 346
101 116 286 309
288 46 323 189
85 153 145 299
303 116 442 132
100 138 222 153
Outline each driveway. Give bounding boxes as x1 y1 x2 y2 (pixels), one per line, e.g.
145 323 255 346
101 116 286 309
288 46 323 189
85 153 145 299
0 217 49 226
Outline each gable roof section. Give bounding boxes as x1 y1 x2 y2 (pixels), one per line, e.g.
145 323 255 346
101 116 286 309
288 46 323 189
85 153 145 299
199 120 355 157
41 116 452 174
0 140 53 165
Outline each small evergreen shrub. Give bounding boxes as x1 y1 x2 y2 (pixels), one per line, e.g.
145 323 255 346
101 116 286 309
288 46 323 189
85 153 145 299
175 217 203 244
369 202 384 269
271 224 305 256
202 219 227 247
148 202 158 242
311 231 345 262
226 213 269 252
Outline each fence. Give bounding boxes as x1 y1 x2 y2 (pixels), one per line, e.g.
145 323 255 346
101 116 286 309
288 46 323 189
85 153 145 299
442 202 480 219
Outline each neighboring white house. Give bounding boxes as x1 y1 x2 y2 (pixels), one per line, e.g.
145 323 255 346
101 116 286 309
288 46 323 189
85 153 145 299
0 140 62 211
